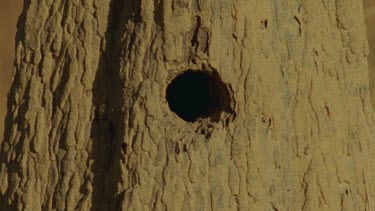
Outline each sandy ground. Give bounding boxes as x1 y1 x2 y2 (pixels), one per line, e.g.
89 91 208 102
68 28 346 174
0 1 374 139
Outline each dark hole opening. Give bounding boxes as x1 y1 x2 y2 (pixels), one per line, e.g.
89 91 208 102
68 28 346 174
262 19 268 28
166 70 231 122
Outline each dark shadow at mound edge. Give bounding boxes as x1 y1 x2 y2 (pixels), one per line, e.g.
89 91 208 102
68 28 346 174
0 0 32 209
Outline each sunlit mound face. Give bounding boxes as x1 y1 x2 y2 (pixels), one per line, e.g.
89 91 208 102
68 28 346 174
166 70 231 123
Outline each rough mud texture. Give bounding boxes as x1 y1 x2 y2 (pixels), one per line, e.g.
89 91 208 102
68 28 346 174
1 0 375 210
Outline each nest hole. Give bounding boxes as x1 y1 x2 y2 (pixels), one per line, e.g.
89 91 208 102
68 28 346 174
166 69 232 123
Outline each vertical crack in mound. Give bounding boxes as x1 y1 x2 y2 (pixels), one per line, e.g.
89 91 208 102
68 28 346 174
191 16 201 47
166 69 234 123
